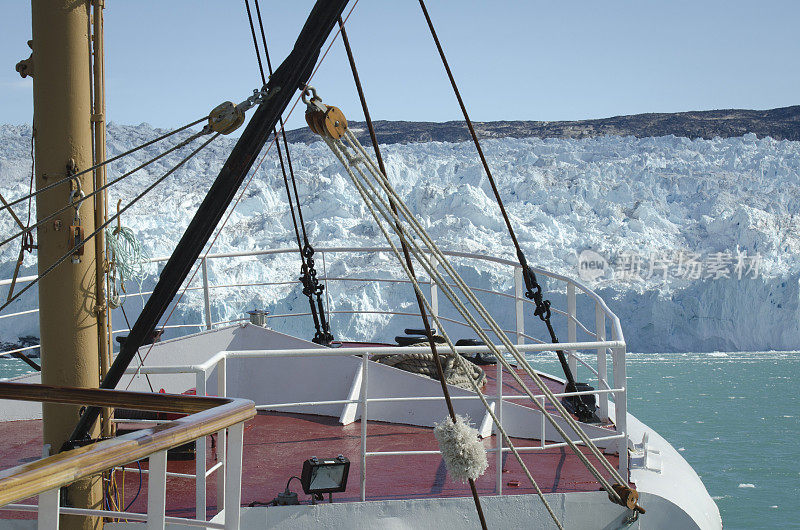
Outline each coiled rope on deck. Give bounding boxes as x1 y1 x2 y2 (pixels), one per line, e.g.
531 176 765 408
375 351 487 390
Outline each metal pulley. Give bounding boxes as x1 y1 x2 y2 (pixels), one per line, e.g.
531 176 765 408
609 484 646 514
208 101 245 135
302 86 347 140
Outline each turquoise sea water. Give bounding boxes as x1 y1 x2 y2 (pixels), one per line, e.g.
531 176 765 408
2 351 798 528
531 351 800 530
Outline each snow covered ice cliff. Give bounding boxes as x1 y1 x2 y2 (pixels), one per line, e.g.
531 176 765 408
1 123 799 353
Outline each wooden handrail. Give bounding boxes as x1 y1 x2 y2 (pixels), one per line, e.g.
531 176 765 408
0 383 255 507
0 382 229 414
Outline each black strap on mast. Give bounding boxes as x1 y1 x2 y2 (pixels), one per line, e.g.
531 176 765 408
66 0 349 447
338 19 487 530
246 0 334 345
417 0 596 423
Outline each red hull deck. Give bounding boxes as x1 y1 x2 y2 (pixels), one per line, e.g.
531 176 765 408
0 368 618 520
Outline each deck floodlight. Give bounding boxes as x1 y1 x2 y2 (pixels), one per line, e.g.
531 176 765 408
300 455 350 495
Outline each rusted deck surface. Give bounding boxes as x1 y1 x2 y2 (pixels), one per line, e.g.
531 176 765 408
0 369 618 521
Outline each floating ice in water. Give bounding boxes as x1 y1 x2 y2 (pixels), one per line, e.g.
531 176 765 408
738 483 756 488
707 352 729 357
677 447 685 452
770 506 779 509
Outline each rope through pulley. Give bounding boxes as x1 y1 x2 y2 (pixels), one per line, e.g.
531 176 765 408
318 21 490 523
304 86 645 518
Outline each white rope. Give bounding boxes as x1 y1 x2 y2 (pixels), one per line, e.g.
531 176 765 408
341 129 626 481
329 130 627 495
346 133 626 493
327 135 566 528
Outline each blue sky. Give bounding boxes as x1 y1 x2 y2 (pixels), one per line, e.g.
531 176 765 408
1 1 798 132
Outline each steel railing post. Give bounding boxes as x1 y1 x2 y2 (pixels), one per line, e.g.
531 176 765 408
495 359 503 495
430 280 439 322
567 283 577 377
37 488 59 530
195 370 208 520
202 257 212 330
540 397 546 448
321 251 333 330
217 357 227 514
224 422 244 530
612 325 628 479
360 352 368 501
514 266 524 345
147 450 168 530
595 303 608 420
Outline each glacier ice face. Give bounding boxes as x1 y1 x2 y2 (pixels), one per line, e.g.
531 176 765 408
1 124 799 352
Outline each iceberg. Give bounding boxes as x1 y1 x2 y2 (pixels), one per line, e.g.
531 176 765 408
1 124 798 352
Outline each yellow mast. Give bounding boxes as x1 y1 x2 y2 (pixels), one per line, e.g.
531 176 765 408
91 0 112 440
31 0 102 527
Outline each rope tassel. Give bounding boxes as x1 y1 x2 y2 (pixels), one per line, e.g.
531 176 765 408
434 415 488 484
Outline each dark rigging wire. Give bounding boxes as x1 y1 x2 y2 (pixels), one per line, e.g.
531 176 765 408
0 129 213 251
126 0 362 381
243 0 302 254
245 0 334 345
25 121 35 234
0 133 220 313
0 116 207 216
119 303 155 393
337 17 488 530
417 0 594 421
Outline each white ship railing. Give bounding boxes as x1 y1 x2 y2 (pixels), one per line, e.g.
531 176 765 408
1 245 626 370
0 383 255 529
0 247 628 511
127 334 627 505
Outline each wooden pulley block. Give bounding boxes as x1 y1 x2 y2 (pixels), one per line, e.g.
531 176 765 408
306 104 348 139
208 101 245 135
312 108 328 137
322 106 347 139
305 108 323 136
610 483 646 513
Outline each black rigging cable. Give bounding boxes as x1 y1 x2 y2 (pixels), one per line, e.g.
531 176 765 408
245 0 334 345
337 18 487 529
417 0 596 423
0 130 213 251
0 133 220 313
126 1 361 387
0 116 207 216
